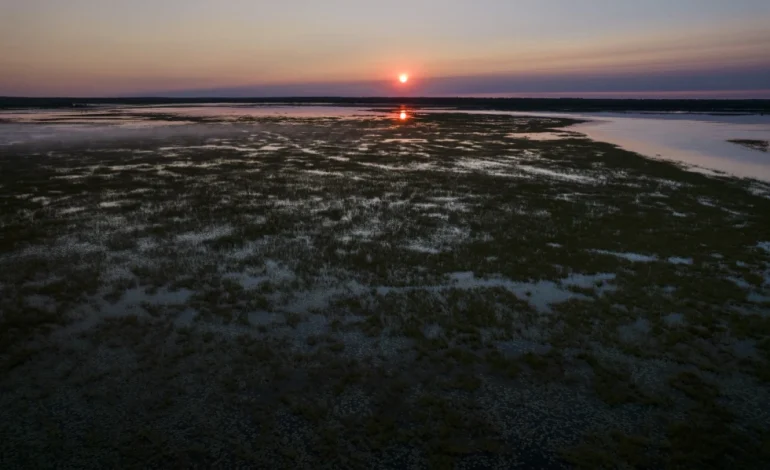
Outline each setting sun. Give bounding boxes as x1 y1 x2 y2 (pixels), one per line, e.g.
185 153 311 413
399 73 409 84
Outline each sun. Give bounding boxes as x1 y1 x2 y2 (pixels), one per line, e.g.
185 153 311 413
399 73 409 84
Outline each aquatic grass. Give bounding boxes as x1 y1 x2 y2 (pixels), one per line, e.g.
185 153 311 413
1 111 770 468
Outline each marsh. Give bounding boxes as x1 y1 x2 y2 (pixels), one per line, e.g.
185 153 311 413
1 106 770 469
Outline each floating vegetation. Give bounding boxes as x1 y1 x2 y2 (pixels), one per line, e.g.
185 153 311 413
728 138 769 152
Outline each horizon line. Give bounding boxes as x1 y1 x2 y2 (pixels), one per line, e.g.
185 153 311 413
3 95 770 102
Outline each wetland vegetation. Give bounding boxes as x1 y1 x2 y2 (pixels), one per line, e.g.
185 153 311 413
729 139 769 153
1 108 770 468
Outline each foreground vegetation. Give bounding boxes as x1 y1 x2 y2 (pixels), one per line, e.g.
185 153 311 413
1 109 770 468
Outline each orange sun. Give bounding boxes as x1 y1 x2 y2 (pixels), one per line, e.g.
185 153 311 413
399 73 409 84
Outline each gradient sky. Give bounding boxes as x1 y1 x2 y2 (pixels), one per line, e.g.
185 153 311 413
2 0 769 97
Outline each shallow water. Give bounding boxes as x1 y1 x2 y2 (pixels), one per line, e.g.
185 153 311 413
571 113 770 181
0 105 387 146
121 104 381 119
456 110 770 181
3 105 770 181
0 104 378 122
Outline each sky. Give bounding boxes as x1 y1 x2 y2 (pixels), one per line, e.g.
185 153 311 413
1 0 769 98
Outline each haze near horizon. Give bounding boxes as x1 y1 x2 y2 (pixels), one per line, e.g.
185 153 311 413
1 0 769 97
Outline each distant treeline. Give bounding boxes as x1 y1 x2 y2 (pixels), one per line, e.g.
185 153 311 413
1 96 769 113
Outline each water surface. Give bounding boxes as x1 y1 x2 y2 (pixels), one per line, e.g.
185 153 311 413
484 110 770 181
3 105 770 181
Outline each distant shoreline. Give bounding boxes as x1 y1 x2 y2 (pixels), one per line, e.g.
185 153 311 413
1 96 769 114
